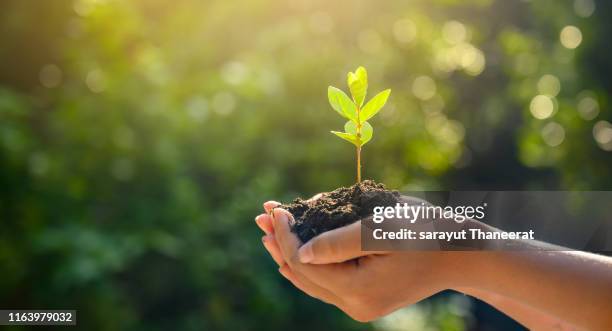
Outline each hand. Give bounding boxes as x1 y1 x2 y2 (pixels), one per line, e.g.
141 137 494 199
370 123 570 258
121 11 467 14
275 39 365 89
255 201 459 322
256 198 612 330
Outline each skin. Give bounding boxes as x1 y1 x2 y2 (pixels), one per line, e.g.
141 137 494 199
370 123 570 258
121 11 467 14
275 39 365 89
255 199 612 330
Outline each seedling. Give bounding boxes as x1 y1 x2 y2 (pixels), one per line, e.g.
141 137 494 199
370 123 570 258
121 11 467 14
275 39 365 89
328 66 391 183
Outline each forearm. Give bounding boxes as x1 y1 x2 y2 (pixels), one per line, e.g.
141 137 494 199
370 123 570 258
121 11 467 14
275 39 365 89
455 287 581 330
454 250 612 330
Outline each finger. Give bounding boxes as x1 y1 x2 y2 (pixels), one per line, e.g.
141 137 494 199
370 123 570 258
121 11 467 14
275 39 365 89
262 234 284 266
263 201 281 214
272 208 350 290
263 224 340 305
298 221 385 264
278 264 342 305
271 208 300 261
255 213 274 234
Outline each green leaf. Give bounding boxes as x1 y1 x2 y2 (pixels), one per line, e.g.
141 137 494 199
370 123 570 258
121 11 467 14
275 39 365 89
360 89 391 123
328 86 358 122
344 121 357 135
344 121 373 146
347 67 368 107
355 66 367 83
331 131 359 146
360 121 374 146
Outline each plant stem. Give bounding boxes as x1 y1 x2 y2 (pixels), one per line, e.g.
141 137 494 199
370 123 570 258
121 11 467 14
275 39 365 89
356 145 361 183
356 104 362 183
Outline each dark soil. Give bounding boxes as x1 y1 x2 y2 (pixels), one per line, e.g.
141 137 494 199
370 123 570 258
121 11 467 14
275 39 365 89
281 180 400 243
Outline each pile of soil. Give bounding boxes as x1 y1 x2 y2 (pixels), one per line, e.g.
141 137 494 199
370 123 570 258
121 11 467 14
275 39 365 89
281 180 400 243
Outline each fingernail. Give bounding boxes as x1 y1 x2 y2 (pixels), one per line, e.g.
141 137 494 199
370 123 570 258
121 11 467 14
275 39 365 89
264 201 281 213
298 243 313 263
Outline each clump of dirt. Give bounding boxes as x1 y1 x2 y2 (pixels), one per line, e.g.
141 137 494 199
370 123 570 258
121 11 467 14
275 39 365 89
281 180 399 243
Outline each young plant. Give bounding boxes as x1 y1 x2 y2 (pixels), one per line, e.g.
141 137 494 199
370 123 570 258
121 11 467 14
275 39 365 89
328 66 391 183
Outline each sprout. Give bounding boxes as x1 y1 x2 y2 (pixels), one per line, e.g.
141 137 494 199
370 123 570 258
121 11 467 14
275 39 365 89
328 66 391 183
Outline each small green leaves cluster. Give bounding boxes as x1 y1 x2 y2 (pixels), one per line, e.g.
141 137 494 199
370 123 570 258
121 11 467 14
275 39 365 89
328 66 391 147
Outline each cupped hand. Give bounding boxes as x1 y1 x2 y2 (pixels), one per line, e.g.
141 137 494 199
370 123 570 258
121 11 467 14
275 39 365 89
255 199 609 330
254 201 460 322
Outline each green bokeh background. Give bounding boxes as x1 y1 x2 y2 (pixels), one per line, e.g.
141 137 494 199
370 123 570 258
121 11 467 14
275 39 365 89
1 0 611 330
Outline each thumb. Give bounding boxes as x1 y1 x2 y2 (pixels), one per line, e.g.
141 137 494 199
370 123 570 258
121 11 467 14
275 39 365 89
297 221 369 264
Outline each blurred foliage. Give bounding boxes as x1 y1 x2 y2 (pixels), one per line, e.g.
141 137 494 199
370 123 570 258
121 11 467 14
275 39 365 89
0 0 611 330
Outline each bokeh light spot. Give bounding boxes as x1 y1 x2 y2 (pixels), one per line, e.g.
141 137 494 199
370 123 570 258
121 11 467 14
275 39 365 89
212 91 236 115
425 113 447 136
576 91 599 120
461 45 486 76
442 21 467 45
537 74 561 97
86 69 107 93
73 0 94 17
560 25 582 49
373 305 429 331
593 121 612 151
422 95 445 115
530 95 555 119
574 0 596 18
412 76 437 101
39 64 63 88
221 61 249 86
443 120 465 144
541 122 565 147
393 19 417 44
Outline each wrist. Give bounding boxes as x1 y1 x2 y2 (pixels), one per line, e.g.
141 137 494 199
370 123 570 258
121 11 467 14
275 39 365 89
440 219 498 290
438 251 480 290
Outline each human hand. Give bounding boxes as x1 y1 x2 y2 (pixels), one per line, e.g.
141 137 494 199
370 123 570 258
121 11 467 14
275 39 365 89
254 201 461 322
255 198 612 330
